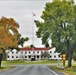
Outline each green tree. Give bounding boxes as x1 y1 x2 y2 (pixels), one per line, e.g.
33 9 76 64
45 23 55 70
45 42 50 48
41 51 50 59
35 0 76 67
30 44 35 48
18 34 29 47
73 52 76 61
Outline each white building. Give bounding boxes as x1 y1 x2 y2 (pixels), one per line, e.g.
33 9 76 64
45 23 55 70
6 47 61 61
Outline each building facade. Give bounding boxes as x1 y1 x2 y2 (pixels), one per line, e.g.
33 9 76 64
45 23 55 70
6 47 61 61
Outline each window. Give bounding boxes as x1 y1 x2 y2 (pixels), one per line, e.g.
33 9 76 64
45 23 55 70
25 52 27 54
41 56 43 58
41 51 43 53
8 56 10 58
12 56 14 58
25 56 27 58
50 51 52 53
54 55 56 58
29 55 31 58
7 52 9 54
50 56 52 58
37 51 39 54
33 51 35 54
16 51 18 54
16 56 18 58
29 51 30 54
12 52 14 54
34 56 35 58
58 55 61 57
21 51 23 54
37 55 39 58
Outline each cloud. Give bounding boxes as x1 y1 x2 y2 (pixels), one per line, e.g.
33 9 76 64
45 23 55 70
0 0 51 47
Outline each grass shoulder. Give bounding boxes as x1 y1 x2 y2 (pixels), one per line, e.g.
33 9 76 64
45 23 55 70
0 66 15 72
50 65 76 75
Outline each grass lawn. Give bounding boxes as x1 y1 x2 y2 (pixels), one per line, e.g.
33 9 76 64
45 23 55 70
50 65 76 75
2 60 58 65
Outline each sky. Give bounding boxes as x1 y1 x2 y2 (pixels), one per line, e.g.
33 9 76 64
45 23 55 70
0 0 52 47
0 0 76 48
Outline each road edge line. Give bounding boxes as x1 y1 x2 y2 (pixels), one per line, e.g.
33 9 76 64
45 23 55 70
45 66 58 75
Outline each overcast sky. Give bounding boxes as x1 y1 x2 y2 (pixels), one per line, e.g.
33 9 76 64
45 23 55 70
0 0 76 47
0 0 52 47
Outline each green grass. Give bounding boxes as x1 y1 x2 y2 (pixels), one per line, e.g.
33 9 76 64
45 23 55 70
50 65 76 75
0 60 57 72
0 66 15 72
2 60 57 65
65 66 76 75
65 71 76 75
1 60 76 75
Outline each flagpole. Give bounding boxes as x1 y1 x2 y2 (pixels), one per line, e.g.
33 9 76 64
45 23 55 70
32 11 34 48
32 11 36 60
32 11 35 60
32 12 36 49
32 11 36 53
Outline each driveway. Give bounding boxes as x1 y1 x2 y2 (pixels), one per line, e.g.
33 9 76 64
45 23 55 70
0 65 65 75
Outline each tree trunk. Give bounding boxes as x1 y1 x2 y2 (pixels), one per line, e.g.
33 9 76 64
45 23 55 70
0 54 3 68
68 49 73 67
0 61 1 68
66 38 73 67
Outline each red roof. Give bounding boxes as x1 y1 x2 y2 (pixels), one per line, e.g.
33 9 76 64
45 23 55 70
20 48 51 51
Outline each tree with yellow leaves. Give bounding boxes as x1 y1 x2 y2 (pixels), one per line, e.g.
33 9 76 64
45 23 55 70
0 16 19 68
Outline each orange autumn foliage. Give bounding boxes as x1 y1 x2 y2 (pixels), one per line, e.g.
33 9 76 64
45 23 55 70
0 16 19 50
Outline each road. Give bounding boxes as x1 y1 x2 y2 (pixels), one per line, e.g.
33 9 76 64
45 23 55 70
0 65 65 75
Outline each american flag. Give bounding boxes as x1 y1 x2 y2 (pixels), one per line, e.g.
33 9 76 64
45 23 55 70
33 13 36 16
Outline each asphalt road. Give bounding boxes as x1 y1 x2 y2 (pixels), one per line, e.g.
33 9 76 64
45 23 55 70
0 65 65 75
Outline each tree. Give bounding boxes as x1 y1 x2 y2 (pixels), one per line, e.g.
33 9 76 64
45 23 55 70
45 42 50 48
18 33 29 47
2 50 8 61
0 50 3 68
30 44 35 48
73 52 76 61
41 51 50 59
35 0 76 67
0 16 19 68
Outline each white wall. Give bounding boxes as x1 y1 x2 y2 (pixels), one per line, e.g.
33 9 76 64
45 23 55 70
48 48 61 60
6 48 61 61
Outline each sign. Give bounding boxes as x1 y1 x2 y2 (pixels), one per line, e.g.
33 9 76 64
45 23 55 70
62 54 66 61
